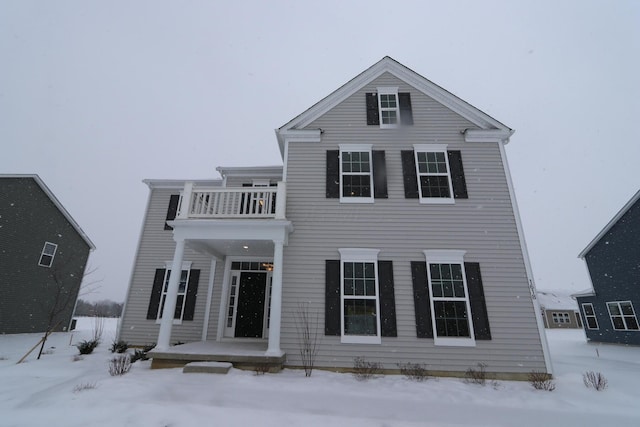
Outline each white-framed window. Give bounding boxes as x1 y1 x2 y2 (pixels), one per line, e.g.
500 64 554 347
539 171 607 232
157 261 192 323
339 248 381 344
606 301 639 331
582 303 599 329
339 144 374 203
552 312 570 324
38 242 58 267
377 87 399 128
424 250 475 346
414 144 454 204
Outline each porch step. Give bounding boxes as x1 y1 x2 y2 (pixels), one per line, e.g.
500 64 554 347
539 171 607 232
183 361 233 374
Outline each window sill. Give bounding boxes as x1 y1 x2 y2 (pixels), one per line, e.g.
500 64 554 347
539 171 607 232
340 197 375 204
341 335 381 344
433 337 476 347
419 198 455 205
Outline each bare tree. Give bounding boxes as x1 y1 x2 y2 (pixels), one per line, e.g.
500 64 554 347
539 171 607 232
294 302 321 377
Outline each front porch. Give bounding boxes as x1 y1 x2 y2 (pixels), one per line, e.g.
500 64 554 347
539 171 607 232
148 340 286 371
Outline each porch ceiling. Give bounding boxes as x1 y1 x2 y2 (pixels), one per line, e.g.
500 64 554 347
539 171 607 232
187 239 275 258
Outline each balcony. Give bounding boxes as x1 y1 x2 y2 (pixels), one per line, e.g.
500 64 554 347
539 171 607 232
177 181 286 220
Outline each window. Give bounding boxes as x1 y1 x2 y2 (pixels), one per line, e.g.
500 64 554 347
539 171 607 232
582 303 599 329
607 301 639 331
414 144 454 203
339 144 373 202
552 312 570 324
378 88 399 127
424 250 475 346
38 242 57 267
339 248 381 344
366 89 413 127
158 269 190 321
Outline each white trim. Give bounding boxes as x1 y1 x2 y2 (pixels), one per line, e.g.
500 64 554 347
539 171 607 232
144 179 222 190
423 250 476 347
606 301 639 331
377 87 399 129
464 129 513 144
155 266 192 326
498 142 553 374
338 248 382 345
338 144 374 203
581 303 599 330
276 129 322 157
282 139 290 181
201 258 217 341
412 144 455 205
216 257 233 340
38 242 58 267
579 189 640 258
163 261 192 269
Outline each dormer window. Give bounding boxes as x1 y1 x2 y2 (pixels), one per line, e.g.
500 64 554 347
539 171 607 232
378 88 399 128
366 88 413 127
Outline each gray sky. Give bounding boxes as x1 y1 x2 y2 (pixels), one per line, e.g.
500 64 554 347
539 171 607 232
2 1 638 302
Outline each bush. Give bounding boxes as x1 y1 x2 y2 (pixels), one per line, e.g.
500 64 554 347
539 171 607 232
76 339 99 355
528 370 556 391
464 363 488 386
110 340 129 354
130 344 155 363
398 362 430 382
73 382 97 393
583 371 608 391
353 356 382 381
109 355 132 376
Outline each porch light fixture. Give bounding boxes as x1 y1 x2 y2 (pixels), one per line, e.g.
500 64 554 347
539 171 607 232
243 245 249 249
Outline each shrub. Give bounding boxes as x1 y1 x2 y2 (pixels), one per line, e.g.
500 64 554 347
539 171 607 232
110 340 129 354
109 355 132 376
464 363 488 386
528 370 556 391
76 339 99 355
583 371 608 391
294 302 321 377
73 382 97 393
353 356 382 381
130 343 155 363
398 362 430 382
92 317 104 343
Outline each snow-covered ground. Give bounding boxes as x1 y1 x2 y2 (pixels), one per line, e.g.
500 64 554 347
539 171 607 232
1 318 639 427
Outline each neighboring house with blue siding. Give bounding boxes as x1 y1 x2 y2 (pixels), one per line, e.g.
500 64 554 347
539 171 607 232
119 57 552 378
0 175 95 334
576 190 640 345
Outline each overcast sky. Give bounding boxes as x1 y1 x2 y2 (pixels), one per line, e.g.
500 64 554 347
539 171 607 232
2 1 638 302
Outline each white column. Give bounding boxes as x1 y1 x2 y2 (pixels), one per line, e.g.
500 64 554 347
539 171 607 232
156 238 185 350
266 239 284 355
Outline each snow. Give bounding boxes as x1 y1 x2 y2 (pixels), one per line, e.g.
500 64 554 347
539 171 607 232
537 290 579 310
1 318 639 427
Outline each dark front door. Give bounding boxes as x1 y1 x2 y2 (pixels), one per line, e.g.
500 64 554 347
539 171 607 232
234 272 267 338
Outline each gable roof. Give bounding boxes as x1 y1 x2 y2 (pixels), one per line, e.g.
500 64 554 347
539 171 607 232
0 174 96 250
276 56 513 153
578 189 640 258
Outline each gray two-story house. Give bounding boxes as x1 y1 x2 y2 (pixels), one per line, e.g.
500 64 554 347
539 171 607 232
576 189 640 345
119 57 552 378
0 175 95 334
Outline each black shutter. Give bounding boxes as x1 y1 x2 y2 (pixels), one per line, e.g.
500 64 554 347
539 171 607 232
399 93 413 125
448 150 468 199
378 260 397 337
411 261 433 338
164 195 180 230
325 260 341 335
182 269 200 321
372 150 388 199
146 269 166 319
401 151 419 199
366 93 379 125
326 150 340 198
465 262 491 340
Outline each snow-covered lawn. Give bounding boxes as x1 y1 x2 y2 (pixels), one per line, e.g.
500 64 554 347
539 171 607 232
1 318 639 427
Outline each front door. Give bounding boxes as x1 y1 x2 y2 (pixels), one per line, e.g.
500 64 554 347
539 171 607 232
234 272 267 338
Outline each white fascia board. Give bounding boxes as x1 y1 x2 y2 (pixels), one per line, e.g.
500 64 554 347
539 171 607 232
144 179 222 189
0 174 97 250
276 129 322 157
276 56 512 135
578 189 640 258
215 165 284 180
571 289 597 298
464 129 515 144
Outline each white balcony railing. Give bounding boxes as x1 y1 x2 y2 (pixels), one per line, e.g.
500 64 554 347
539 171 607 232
177 182 286 220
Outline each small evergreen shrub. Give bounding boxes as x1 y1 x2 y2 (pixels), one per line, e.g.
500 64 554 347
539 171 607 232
464 363 488 386
110 340 129 354
76 339 99 355
398 362 430 381
109 355 132 376
130 344 155 363
353 356 382 381
528 370 556 391
583 371 608 391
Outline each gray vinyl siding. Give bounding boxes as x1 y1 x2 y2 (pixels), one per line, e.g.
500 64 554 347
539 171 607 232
0 178 91 334
119 186 222 345
278 73 546 373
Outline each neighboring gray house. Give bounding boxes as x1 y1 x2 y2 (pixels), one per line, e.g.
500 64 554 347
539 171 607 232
576 189 640 345
0 175 95 334
537 290 582 329
119 57 552 378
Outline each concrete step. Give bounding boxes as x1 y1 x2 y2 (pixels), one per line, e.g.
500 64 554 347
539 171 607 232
183 361 233 374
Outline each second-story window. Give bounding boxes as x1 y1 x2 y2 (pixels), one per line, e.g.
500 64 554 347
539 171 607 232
414 144 454 203
378 90 398 127
38 242 58 267
340 144 374 203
